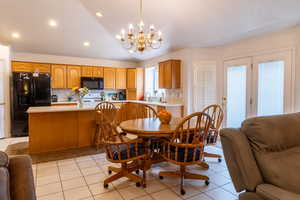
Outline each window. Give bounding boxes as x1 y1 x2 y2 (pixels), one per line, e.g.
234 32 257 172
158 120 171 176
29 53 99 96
145 66 159 97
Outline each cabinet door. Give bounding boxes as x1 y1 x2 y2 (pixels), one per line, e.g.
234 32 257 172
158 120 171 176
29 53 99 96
93 67 103 77
164 61 172 89
126 89 137 100
171 60 181 88
81 66 94 77
12 61 33 72
51 65 67 88
158 62 165 88
126 68 136 89
33 63 51 73
104 67 116 89
116 68 127 89
67 65 81 88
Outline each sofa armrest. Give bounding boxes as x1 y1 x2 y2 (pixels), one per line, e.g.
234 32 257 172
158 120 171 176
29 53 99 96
8 155 36 200
220 128 263 192
257 184 300 200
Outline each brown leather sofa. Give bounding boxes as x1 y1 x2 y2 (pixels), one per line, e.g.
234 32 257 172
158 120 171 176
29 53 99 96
0 151 36 200
220 113 300 200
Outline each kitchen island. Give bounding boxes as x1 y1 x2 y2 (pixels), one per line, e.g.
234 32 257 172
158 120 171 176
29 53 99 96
27 100 183 154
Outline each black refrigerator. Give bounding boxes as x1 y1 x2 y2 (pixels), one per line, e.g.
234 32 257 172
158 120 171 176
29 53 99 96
12 72 51 137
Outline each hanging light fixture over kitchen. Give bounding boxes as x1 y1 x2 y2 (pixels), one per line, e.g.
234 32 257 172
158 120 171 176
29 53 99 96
116 0 163 53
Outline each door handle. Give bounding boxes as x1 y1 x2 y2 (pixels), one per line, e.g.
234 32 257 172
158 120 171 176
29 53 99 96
222 97 227 106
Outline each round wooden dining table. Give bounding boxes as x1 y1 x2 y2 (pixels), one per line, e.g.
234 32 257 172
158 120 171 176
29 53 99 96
119 117 182 137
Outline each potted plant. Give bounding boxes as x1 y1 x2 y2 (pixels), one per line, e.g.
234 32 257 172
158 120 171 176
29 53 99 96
71 87 89 107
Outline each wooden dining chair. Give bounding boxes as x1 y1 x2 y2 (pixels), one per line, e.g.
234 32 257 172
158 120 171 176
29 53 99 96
159 112 212 195
202 104 224 162
115 102 157 125
99 113 149 188
94 102 117 149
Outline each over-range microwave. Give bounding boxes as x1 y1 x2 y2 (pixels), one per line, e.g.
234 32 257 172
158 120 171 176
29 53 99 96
81 77 104 90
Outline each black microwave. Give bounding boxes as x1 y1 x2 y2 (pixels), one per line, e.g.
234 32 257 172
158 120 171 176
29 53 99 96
81 77 104 90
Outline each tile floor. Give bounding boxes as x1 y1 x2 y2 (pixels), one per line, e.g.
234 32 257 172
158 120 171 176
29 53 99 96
0 137 238 200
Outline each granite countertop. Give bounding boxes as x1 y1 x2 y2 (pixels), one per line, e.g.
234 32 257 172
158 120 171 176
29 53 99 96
28 100 183 113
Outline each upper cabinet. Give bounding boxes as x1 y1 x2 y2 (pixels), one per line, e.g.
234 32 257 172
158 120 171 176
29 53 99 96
12 61 50 73
67 65 81 88
159 60 181 89
115 68 127 89
126 68 144 100
103 67 116 89
81 66 94 77
93 67 103 77
51 64 67 89
126 68 137 89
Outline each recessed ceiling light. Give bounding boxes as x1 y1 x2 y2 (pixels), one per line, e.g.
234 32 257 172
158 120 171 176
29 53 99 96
12 32 20 39
83 41 90 47
96 12 103 17
49 20 57 27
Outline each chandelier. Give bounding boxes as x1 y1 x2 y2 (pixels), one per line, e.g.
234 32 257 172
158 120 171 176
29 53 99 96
116 0 163 53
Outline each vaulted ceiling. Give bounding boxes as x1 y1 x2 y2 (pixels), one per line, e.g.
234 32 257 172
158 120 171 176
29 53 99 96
0 0 300 62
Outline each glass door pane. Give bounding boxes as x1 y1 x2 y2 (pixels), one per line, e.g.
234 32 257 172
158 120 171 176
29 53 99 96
257 61 284 116
226 66 247 128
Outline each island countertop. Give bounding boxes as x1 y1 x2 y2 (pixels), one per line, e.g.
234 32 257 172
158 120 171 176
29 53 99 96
27 100 183 113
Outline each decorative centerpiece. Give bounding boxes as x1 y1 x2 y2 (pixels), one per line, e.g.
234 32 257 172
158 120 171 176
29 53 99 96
157 109 172 124
72 87 89 107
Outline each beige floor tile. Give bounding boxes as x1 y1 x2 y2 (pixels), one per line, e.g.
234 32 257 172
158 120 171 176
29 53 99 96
59 164 80 172
64 186 92 200
92 153 106 159
76 156 93 162
221 183 238 196
208 174 231 186
205 188 237 200
78 160 97 169
57 159 76 166
62 176 87 190
187 193 212 200
118 185 148 200
81 166 102 176
158 176 180 187
133 195 153 200
60 170 82 181
89 182 115 195
85 172 107 185
37 167 59 178
37 161 57 170
144 180 167 193
36 182 62 197
171 183 203 199
184 180 218 192
37 192 64 200
94 190 123 200
151 189 182 200
112 177 135 189
37 174 60 186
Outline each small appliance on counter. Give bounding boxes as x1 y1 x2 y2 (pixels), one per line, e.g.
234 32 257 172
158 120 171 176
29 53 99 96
118 90 126 100
12 72 51 137
51 95 58 102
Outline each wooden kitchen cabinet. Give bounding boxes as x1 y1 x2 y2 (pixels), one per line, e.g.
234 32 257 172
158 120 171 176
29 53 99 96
93 67 103 77
126 68 144 100
51 64 67 88
159 60 181 89
103 67 116 89
67 65 81 88
12 61 50 73
115 68 127 89
81 66 94 77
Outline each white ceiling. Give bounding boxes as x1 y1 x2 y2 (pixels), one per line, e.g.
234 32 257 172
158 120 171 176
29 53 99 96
0 0 300 62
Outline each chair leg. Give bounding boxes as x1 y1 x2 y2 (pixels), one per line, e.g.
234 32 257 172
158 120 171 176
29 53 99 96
197 161 209 169
180 166 185 195
204 152 222 162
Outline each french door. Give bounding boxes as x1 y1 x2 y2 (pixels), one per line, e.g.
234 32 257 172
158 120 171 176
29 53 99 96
0 60 5 138
224 50 293 128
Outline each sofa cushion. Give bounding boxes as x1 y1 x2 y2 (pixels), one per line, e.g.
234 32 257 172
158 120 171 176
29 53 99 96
0 167 10 200
241 112 300 152
254 146 300 194
257 184 300 200
0 151 9 167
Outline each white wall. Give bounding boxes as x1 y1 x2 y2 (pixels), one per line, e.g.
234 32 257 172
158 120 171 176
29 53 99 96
0 44 11 138
12 52 138 68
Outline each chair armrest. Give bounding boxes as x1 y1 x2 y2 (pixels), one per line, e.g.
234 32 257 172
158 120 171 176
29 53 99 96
257 184 300 200
220 128 263 192
8 155 36 200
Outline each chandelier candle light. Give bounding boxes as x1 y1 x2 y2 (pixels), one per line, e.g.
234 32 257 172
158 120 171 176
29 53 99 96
116 0 163 53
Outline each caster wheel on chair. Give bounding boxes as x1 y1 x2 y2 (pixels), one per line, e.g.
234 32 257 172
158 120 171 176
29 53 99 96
159 176 164 180
136 182 141 187
108 170 112 175
180 189 186 195
104 183 109 188
205 180 210 186
135 170 140 174
143 183 147 188
218 158 222 163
